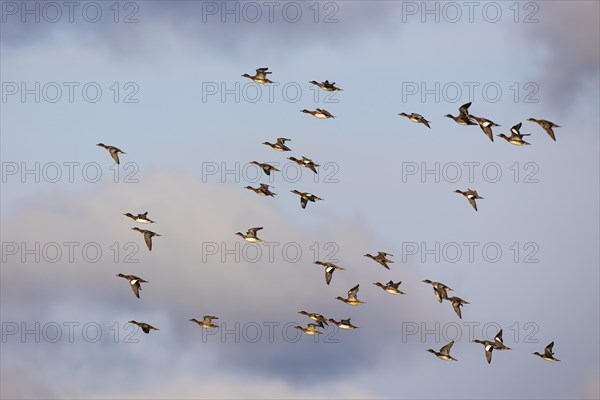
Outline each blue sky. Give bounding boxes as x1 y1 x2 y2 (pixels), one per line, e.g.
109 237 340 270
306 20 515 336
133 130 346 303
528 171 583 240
1 1 599 399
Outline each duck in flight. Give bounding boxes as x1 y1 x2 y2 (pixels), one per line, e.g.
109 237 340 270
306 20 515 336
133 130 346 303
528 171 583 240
245 183 276 197
491 329 511 351
235 227 263 243
328 318 358 330
336 284 365 306
263 138 292 152
454 188 484 211
124 212 155 224
468 115 500 142
97 143 125 164
364 252 394 270
250 161 280 176
129 320 159 334
314 260 345 285
472 329 511 364
527 118 560 141
473 338 496 364
298 311 328 328
533 342 560 361
288 156 319 174
301 108 335 119
445 102 476 126
448 296 469 319
398 112 431 129
427 340 458 361
190 315 219 329
498 122 531 146
295 323 322 335
117 273 148 299
309 80 343 91
131 227 161 251
373 280 405 295
422 279 453 303
290 190 323 209
242 67 273 84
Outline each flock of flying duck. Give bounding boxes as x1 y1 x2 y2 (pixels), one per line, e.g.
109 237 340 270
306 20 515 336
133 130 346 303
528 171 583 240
95 67 561 363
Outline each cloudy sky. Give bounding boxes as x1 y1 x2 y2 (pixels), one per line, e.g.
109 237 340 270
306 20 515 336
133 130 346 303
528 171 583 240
1 1 599 399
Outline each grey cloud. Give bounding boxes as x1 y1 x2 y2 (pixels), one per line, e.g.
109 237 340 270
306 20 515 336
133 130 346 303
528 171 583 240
1 171 432 396
1 1 400 58
524 1 600 110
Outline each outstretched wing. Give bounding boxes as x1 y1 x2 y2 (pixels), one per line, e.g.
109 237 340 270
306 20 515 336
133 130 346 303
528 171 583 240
458 102 471 116
143 232 153 251
300 197 308 209
325 268 333 285
485 343 494 364
131 282 141 298
452 301 463 319
110 150 121 165
468 197 478 211
543 126 556 141
348 284 359 299
545 342 555 356
440 340 454 355
433 287 443 303
481 124 494 142
494 330 504 345
511 122 522 136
